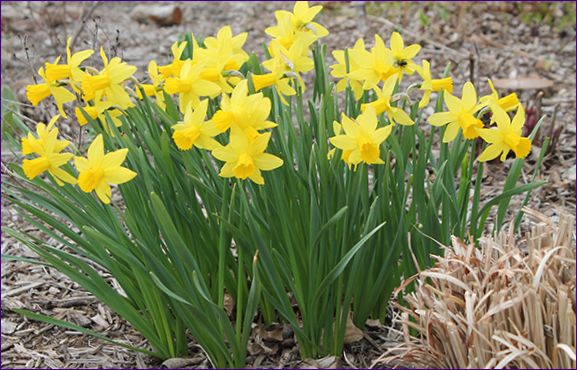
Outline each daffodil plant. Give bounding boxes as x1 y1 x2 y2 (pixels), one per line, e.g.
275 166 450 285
4 1 547 367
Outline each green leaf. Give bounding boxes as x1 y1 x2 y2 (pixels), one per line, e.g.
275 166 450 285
315 222 386 298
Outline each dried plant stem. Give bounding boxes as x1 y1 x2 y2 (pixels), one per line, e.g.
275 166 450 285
375 209 576 369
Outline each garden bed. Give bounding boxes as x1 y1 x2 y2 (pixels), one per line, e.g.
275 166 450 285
2 2 575 368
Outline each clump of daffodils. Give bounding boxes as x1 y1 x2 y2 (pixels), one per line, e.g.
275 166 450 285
22 0 531 205
254 1 328 102
328 30 529 167
13 3 547 369
21 114 134 204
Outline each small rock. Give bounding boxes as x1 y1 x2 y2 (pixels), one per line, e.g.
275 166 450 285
565 165 576 182
90 313 109 328
1 319 18 334
365 318 381 327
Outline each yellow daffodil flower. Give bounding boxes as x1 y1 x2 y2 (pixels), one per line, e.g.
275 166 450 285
267 35 316 70
137 60 166 109
21 115 68 155
252 59 297 105
264 37 315 89
327 121 354 165
75 105 100 126
201 26 249 71
290 1 323 28
96 108 125 135
361 75 414 126
266 11 299 50
212 130 283 185
261 2 327 99
22 117 76 186
265 1 328 50
172 100 220 151
74 134 136 204
478 79 520 113
290 1 328 38
212 80 277 136
329 106 393 165
81 48 136 108
416 60 453 108
330 39 366 100
197 66 233 94
327 147 336 160
348 35 397 90
26 67 76 117
75 100 124 134
428 81 484 142
164 60 221 113
195 27 250 94
478 104 531 162
44 37 93 83
388 32 421 76
158 41 189 78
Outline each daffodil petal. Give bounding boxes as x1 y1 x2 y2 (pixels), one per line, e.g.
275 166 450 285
95 182 112 204
428 112 454 127
105 166 137 184
87 135 105 164
391 108 414 126
478 144 503 162
443 121 460 143
330 135 356 150
444 92 461 113
461 81 478 111
374 125 393 143
219 162 235 177
390 32 404 52
511 104 526 132
254 153 283 171
489 104 510 131
212 146 237 162
249 170 264 185
403 44 421 59
103 148 129 168
478 128 501 143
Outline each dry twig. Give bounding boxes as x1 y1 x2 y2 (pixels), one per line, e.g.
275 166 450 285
69 1 100 50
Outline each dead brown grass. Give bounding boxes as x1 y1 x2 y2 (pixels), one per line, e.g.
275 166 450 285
375 209 576 369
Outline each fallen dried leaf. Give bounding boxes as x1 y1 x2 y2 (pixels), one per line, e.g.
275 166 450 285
301 355 340 368
130 5 182 26
344 317 364 344
161 356 205 368
256 323 291 342
224 293 234 316
493 77 554 90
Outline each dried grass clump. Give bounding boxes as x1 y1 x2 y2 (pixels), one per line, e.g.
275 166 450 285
377 209 576 369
